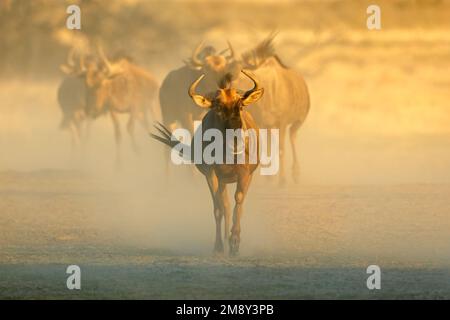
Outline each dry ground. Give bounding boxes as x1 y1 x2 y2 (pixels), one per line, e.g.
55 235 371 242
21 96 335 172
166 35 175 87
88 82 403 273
1 0 450 299
0 170 449 299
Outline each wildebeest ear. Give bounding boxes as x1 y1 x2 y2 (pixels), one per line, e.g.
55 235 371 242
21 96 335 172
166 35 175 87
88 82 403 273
191 95 212 108
241 88 264 106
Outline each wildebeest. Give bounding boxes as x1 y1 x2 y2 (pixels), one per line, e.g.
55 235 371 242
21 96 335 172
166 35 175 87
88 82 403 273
82 46 160 165
159 42 238 133
161 35 310 183
57 48 89 147
237 34 310 184
151 70 264 256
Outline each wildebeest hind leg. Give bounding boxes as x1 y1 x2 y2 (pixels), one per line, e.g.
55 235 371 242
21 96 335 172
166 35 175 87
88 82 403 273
82 117 92 147
289 120 302 183
110 111 122 169
127 115 141 155
69 120 81 149
278 124 287 186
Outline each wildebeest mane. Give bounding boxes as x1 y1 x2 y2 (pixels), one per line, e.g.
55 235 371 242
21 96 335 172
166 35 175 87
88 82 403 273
241 31 289 69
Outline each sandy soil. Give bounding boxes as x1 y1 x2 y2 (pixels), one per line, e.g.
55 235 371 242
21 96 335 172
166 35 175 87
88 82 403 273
0 170 449 299
1 1 449 299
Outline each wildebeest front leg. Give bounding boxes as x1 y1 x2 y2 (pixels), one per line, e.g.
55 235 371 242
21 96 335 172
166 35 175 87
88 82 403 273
289 120 302 183
82 117 92 146
230 173 252 256
218 183 231 248
110 111 122 168
69 120 81 149
278 124 287 186
205 171 224 254
127 114 140 155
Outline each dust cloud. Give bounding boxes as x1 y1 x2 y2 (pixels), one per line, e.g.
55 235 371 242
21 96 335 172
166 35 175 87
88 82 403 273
1 1 450 286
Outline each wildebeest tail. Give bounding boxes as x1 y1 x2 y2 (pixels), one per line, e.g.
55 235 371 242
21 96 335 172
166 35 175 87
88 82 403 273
150 122 191 160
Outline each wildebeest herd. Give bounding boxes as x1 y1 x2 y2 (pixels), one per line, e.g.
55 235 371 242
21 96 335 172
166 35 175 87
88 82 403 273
57 34 310 255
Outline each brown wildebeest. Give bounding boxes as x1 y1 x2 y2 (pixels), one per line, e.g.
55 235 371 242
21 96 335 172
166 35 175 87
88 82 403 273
159 42 239 133
151 70 264 256
83 46 160 165
238 34 310 184
159 42 239 174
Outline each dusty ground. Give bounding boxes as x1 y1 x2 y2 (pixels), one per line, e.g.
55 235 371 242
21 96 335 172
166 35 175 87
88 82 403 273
0 170 449 299
1 0 450 300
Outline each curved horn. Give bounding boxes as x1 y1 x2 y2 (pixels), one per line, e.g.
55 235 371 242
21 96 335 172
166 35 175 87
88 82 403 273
218 47 229 55
225 40 235 60
241 70 264 106
67 48 76 67
241 70 260 97
60 48 76 74
97 44 124 77
188 74 212 108
78 53 86 73
97 44 113 73
191 41 204 67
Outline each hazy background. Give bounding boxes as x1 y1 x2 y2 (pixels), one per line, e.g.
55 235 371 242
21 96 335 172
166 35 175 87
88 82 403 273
0 0 449 299
1 0 449 183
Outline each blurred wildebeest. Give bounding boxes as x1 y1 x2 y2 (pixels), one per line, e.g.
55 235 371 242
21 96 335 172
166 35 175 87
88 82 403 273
57 48 89 147
159 42 240 175
82 46 160 165
159 42 239 133
152 70 264 256
236 33 310 184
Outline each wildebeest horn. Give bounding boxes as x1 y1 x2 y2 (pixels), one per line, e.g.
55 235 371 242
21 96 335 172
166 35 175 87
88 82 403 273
67 48 76 67
191 41 204 67
60 48 77 74
188 74 212 108
242 70 260 96
97 44 112 72
218 47 229 55
226 40 235 60
241 70 264 106
97 44 123 77
79 54 86 73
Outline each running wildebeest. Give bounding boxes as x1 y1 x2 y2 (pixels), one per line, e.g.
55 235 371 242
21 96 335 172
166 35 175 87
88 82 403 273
237 34 310 184
162 35 310 184
82 46 160 166
151 70 264 256
159 42 239 174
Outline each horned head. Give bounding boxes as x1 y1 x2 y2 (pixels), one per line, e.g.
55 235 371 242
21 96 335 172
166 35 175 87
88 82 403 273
81 44 128 88
188 70 264 129
60 47 88 76
186 41 240 85
82 45 127 118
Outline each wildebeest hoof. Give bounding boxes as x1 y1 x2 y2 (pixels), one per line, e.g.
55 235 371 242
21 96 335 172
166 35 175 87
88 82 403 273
213 250 225 258
229 237 240 256
214 242 224 254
